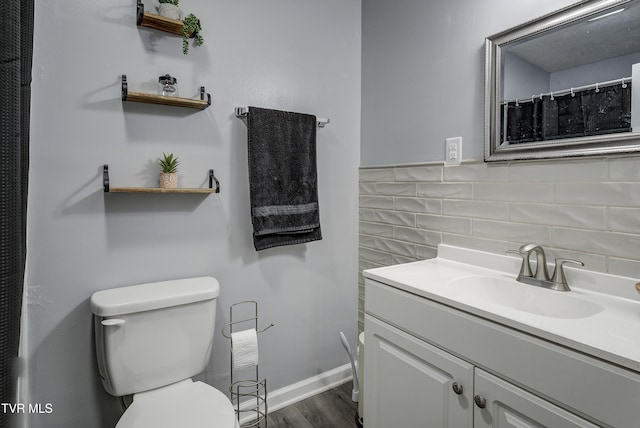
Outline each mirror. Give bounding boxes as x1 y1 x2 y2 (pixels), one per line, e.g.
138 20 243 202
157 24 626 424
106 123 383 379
485 0 640 162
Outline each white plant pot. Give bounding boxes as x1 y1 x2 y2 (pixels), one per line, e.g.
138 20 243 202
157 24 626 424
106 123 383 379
159 173 178 189
158 4 180 20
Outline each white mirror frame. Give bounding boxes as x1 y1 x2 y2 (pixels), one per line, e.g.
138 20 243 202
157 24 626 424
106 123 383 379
484 0 640 162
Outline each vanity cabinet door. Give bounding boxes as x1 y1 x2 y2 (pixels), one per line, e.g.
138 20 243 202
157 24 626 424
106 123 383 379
364 314 474 428
473 369 599 428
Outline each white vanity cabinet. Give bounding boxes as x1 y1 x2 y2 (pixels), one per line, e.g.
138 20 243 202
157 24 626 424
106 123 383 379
363 274 640 428
364 314 597 428
364 315 473 428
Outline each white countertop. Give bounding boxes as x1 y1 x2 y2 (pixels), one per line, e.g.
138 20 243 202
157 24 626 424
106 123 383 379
363 245 640 373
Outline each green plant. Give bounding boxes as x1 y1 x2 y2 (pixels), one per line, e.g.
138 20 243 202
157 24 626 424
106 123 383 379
182 13 204 55
159 0 179 5
157 152 180 173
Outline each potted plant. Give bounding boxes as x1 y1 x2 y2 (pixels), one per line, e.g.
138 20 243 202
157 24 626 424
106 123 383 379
158 0 180 20
158 152 180 189
182 13 204 55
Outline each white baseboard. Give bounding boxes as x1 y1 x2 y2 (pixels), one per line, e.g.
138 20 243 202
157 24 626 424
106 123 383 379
237 363 353 424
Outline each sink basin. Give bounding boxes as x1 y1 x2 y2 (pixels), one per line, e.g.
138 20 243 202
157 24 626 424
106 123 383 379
447 276 604 319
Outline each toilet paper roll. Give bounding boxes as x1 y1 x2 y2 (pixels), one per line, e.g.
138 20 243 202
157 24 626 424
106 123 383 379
231 328 259 370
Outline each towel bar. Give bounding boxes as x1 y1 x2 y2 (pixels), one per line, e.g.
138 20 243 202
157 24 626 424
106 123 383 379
234 106 330 128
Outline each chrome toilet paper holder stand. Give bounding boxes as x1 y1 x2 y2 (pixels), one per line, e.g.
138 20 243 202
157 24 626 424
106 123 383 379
222 301 274 428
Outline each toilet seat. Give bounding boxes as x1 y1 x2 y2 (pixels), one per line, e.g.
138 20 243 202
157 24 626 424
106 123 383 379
115 379 239 428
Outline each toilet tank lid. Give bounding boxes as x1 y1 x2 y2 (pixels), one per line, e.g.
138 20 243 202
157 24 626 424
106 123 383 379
90 277 220 317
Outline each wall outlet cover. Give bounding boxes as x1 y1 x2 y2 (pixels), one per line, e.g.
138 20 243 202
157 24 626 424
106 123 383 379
445 137 462 166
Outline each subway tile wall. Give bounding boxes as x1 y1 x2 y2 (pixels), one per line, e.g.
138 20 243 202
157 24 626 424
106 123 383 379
358 157 640 332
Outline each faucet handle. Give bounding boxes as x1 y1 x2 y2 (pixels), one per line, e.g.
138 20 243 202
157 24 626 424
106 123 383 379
507 249 534 278
550 258 584 291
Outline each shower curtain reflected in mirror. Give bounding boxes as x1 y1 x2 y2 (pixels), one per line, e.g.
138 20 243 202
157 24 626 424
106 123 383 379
502 83 632 145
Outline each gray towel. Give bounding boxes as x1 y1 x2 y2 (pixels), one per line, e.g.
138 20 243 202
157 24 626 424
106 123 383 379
247 107 322 251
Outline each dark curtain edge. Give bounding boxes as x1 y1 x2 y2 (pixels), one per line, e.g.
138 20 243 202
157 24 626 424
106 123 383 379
1 1 33 427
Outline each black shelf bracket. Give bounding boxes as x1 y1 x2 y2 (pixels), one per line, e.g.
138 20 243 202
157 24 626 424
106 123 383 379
121 75 128 101
103 164 110 192
209 169 220 192
136 0 144 25
200 86 211 106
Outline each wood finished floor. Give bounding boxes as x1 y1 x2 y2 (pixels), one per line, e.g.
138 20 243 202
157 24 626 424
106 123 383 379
265 382 359 428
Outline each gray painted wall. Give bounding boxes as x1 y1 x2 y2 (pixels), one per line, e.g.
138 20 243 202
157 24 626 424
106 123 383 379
25 1 360 426
361 0 577 165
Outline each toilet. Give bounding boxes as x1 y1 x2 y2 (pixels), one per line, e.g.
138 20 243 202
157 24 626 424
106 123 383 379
90 277 240 428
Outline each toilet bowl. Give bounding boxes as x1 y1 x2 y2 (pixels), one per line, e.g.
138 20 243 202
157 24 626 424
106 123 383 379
90 277 238 428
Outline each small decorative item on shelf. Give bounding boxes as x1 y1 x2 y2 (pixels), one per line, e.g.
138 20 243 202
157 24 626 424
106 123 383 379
157 0 180 20
182 13 204 55
157 74 179 97
158 152 180 189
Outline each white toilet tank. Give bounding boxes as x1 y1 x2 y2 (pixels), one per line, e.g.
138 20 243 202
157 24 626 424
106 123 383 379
90 277 220 397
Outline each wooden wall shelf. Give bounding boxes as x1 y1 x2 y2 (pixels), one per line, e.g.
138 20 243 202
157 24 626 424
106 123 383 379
108 187 217 194
137 1 183 36
121 75 211 110
103 165 220 194
124 90 210 109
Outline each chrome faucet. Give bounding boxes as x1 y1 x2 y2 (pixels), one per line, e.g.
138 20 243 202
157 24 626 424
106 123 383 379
507 244 583 291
